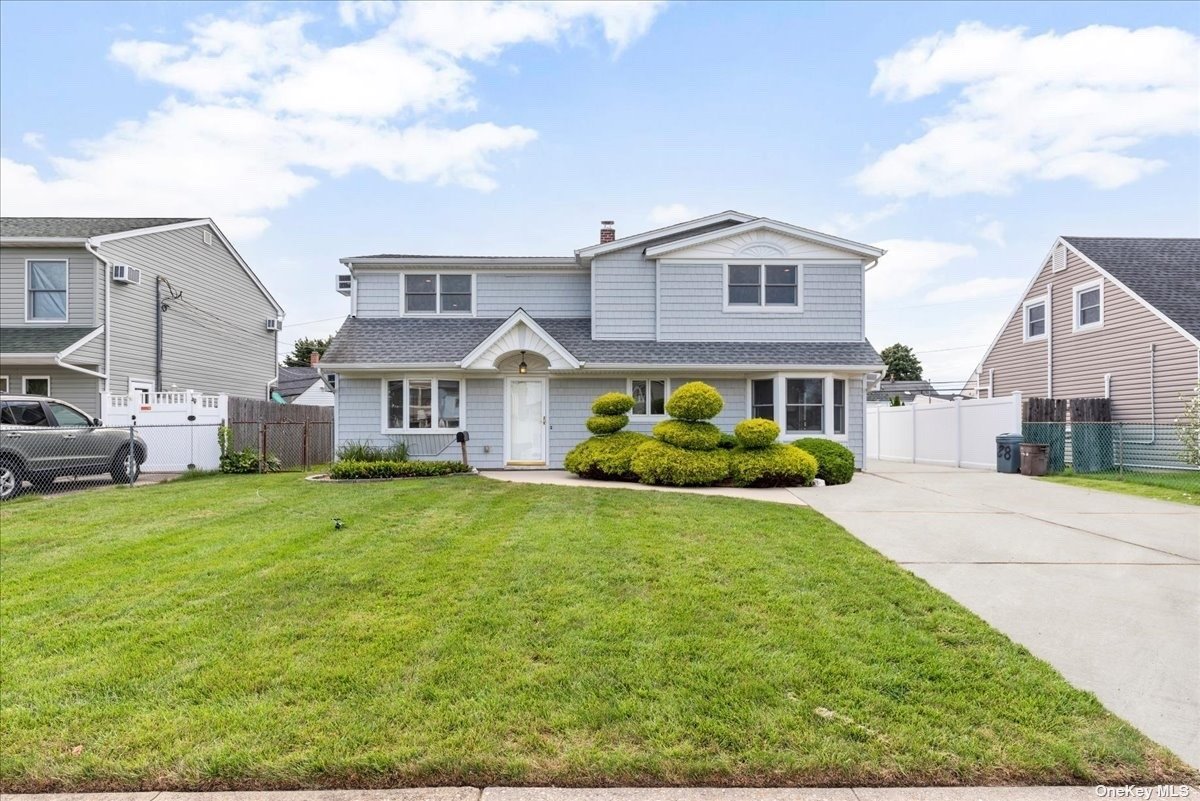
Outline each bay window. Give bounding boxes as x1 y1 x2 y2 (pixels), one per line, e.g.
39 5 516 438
833 379 846 435
751 379 775 420
747 376 850 438
785 378 824 433
384 378 462 431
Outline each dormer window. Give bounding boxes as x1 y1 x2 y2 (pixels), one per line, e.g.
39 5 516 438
404 274 473 314
725 264 799 309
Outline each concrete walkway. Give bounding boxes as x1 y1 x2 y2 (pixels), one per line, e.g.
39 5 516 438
799 460 1200 768
480 469 807 506
12 787 1191 800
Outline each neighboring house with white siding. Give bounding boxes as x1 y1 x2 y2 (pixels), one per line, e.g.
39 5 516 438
971 237 1200 422
322 212 888 468
0 218 284 416
274 364 334 407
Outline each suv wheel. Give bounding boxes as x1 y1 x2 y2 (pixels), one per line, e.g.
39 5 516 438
111 446 141 485
0 460 24 501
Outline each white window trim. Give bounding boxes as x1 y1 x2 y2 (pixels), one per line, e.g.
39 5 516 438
380 377 466 433
744 374 849 442
400 271 477 318
23 375 51 396
627 377 671 418
0 375 8 393
1022 295 1048 342
24 259 69 323
1072 279 1104 332
722 262 803 313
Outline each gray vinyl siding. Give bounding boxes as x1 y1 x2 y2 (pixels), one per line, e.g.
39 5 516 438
63 332 104 366
96 225 279 398
590 248 656 340
2 366 101 415
848 377 864 468
476 272 589 317
355 272 401 317
982 248 1200 421
659 263 863 341
335 375 504 468
0 247 99 327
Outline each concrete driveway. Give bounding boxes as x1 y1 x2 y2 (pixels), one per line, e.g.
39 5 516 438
797 460 1200 768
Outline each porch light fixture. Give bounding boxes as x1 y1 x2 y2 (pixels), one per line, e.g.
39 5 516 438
518 351 528 374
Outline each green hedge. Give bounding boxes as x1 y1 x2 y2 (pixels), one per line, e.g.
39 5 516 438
336 441 409 462
728 445 817 488
330 460 470 480
631 439 729 486
793 438 855 485
563 431 652 481
664 382 723 421
592 392 635 415
734 418 780 449
716 432 739 450
652 419 721 451
586 414 629 435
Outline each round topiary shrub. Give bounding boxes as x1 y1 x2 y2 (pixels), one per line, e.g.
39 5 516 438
793 438 855 485
652 419 721 451
592 392 635 416
564 431 652 481
716 432 739 450
586 414 629 435
631 439 729 486
728 444 817 487
734 418 780 449
664 381 723 421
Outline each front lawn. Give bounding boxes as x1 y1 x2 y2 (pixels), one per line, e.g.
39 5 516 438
1 474 1191 790
1041 470 1200 506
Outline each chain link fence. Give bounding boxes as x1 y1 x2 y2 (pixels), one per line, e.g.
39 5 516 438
0 419 332 500
1021 421 1200 494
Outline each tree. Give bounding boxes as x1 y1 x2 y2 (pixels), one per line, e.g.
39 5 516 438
283 335 333 368
880 343 923 381
1177 381 1200 467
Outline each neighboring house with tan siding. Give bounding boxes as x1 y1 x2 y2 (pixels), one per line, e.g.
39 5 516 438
0 218 284 417
972 237 1200 424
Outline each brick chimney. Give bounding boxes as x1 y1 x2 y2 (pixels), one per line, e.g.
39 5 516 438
600 220 616 244
310 351 320 367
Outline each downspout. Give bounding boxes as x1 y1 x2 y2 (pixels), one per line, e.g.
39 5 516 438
156 277 163 391
53 357 107 380
83 239 111 393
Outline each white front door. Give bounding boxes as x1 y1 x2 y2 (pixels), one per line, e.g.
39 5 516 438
507 377 546 464
129 379 154 403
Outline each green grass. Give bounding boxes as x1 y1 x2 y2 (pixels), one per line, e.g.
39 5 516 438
1042 470 1200 506
1 474 1192 791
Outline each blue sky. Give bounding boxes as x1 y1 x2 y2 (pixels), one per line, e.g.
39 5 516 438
2 0 1197 384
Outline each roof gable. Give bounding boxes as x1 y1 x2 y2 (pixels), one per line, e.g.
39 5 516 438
575 211 753 259
644 219 885 260
460 308 581 370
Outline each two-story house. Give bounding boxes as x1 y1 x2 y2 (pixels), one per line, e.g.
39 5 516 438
323 212 886 470
972 237 1200 422
0 218 284 415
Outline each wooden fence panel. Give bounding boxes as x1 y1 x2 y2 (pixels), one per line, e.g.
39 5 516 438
227 396 334 469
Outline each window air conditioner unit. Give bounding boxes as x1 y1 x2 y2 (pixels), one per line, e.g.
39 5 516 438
336 274 352 296
112 264 142 284
266 318 283 332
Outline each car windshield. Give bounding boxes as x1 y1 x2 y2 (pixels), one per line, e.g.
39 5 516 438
0 401 49 426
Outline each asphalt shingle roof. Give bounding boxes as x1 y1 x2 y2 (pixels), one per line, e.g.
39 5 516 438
323 316 884 367
1062 237 1200 340
0 217 201 239
0 327 100 354
276 366 323 400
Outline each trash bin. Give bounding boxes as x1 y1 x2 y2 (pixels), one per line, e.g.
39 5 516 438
996 433 1022 473
1020 443 1050 476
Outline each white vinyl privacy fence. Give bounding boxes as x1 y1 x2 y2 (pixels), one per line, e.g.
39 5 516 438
100 391 227 472
866 392 1022 469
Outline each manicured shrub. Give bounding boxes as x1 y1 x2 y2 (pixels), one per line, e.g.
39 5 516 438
728 444 817 488
564 431 652 481
336 440 409 462
734 418 780 449
652 419 721 451
329 459 470 480
592 392 635 416
631 439 729 486
793 438 856 486
586 414 629 435
716 432 739 450
664 381 724 421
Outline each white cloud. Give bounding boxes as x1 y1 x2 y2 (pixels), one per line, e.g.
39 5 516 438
924 276 1026 304
976 218 1005 246
819 202 903 236
21 132 45 150
856 23 1200 197
649 203 695 226
338 0 397 28
2 2 665 237
868 238 978 302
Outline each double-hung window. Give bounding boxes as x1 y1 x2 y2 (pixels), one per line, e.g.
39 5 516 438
750 378 775 420
785 378 824 433
404 274 472 314
630 379 667 416
1073 281 1102 330
27 260 68 321
832 379 846 435
384 378 462 431
726 265 799 308
1023 297 1047 341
